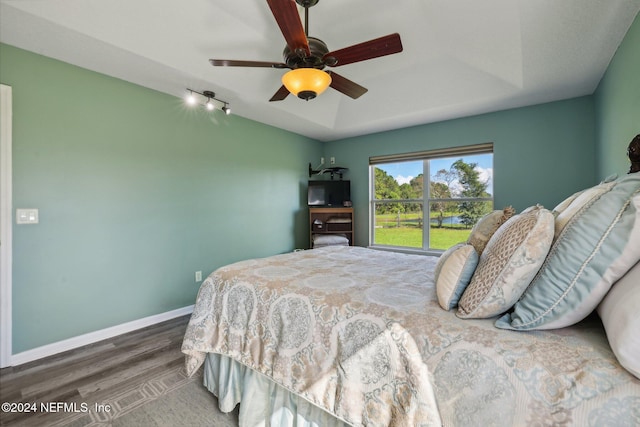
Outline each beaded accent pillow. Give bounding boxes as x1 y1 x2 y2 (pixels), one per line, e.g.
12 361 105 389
458 206 554 319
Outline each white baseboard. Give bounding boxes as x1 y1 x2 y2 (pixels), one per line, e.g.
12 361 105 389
10 305 194 367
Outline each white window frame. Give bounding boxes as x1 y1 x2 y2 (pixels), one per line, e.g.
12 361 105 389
369 143 493 255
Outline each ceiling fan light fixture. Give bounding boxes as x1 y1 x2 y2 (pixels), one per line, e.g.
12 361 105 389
282 68 332 101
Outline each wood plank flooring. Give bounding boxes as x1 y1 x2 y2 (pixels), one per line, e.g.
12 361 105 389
0 315 231 426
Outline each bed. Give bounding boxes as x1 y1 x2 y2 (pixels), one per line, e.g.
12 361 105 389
182 173 640 426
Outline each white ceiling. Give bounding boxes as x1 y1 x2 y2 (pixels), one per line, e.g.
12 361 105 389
1 0 639 142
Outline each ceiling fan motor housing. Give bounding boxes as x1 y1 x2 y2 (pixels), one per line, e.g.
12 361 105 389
283 37 329 69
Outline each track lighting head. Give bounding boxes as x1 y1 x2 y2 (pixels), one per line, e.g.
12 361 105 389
185 89 231 115
186 91 197 105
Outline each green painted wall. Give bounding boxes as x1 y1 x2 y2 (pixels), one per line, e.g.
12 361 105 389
2 11 637 353
1 43 322 353
594 13 640 178
325 98 596 247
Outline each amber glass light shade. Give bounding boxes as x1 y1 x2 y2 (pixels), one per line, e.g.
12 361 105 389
282 69 332 100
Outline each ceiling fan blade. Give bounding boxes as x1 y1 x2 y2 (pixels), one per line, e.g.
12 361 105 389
323 33 403 67
266 0 311 57
210 59 289 68
269 85 291 102
327 71 368 99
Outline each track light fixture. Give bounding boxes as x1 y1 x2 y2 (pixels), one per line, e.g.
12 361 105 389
185 89 231 115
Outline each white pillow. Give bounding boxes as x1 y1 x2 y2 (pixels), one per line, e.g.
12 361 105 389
552 175 618 239
435 243 479 310
553 182 614 240
551 189 584 217
312 234 349 247
457 206 554 319
597 261 640 379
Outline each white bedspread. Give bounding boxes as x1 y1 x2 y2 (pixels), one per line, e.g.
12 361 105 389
182 246 640 426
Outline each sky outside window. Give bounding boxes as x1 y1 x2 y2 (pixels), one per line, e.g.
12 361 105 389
376 154 493 196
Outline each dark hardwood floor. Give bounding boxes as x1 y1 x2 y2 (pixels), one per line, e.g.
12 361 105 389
0 315 197 426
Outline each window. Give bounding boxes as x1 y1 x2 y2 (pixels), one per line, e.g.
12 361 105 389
369 143 493 253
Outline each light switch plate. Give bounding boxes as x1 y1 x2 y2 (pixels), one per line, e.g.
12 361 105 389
16 208 38 224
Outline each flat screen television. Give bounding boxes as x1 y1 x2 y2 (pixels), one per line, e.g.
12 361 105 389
308 180 351 207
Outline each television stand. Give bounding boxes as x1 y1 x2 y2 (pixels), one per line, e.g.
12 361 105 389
309 207 354 248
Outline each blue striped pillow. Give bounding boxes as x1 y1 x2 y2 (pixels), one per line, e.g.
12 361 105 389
496 173 640 330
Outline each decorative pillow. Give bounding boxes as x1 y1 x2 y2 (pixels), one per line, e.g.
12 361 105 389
466 206 515 254
496 174 640 331
434 243 479 310
551 189 584 217
457 206 554 319
597 261 640 379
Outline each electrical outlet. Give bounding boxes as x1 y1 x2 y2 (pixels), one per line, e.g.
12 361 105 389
330 157 335 165
195 271 202 282
320 157 325 165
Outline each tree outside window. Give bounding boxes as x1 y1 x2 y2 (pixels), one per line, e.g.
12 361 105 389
370 152 493 252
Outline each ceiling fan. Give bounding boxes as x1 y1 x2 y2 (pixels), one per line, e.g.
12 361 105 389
210 0 403 101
